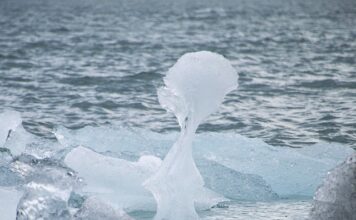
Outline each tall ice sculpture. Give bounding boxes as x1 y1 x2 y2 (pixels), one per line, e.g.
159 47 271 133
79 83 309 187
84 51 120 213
144 51 238 219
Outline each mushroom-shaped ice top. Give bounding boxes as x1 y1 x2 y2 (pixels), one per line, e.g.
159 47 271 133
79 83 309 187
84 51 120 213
158 51 238 129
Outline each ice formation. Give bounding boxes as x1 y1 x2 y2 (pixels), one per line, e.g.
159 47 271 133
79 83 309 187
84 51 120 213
0 111 22 149
64 146 161 211
0 187 23 220
56 125 355 199
0 108 354 218
143 51 238 220
14 157 80 220
194 134 355 197
0 110 62 157
197 159 278 201
74 197 133 220
310 152 356 220
64 146 223 212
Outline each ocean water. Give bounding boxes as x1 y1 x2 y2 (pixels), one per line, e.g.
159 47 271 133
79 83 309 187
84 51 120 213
0 0 356 219
1 0 356 148
130 201 312 220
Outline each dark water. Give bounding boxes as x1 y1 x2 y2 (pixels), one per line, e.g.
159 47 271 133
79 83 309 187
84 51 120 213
0 0 355 148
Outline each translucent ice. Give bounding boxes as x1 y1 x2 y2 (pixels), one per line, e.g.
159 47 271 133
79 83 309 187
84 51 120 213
4 123 65 158
64 146 161 211
144 51 238 220
57 125 354 199
309 152 356 220
197 159 278 201
74 197 134 220
0 187 23 220
64 146 224 212
0 111 22 148
12 155 81 219
193 133 355 197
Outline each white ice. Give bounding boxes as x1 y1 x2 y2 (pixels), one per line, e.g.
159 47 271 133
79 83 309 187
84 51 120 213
65 146 161 211
144 51 238 220
64 146 222 212
0 187 23 220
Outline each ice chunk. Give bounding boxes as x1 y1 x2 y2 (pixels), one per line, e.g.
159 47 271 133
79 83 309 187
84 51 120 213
5 124 65 158
144 51 238 220
0 111 22 148
55 125 151 155
0 187 23 220
196 133 355 197
197 159 278 201
64 146 223 212
54 125 175 159
64 146 160 211
74 197 134 220
56 125 354 199
0 110 64 158
309 152 356 220
16 157 80 220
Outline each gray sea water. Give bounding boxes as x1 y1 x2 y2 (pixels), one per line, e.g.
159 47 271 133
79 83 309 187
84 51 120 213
1 0 355 219
1 0 356 149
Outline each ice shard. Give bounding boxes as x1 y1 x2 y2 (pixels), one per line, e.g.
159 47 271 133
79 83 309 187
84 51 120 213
144 51 238 220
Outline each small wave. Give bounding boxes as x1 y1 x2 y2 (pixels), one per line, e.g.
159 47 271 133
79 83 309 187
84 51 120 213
296 79 356 89
49 27 70 33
